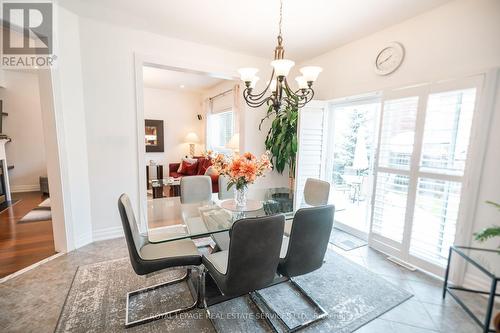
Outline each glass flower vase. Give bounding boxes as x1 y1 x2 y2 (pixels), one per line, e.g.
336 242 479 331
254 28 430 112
234 186 248 208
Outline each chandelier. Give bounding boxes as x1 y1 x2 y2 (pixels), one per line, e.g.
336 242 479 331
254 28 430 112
238 0 322 112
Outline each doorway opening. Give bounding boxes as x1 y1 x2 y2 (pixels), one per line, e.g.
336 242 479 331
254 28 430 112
329 100 380 237
136 62 237 235
0 68 56 278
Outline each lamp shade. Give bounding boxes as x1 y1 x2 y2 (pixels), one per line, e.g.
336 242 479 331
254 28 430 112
184 132 200 143
295 76 308 90
226 133 240 151
300 66 323 82
270 59 295 77
250 76 260 89
238 67 259 82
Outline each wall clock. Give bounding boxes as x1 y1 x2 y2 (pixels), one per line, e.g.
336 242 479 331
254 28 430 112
374 42 405 76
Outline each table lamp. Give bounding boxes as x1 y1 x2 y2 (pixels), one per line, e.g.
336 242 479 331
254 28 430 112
184 132 199 156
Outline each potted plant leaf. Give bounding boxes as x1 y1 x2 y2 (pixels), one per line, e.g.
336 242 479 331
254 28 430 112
473 201 500 332
259 103 298 194
474 201 500 249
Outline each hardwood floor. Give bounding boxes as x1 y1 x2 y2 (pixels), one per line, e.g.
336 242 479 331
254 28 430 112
0 191 55 278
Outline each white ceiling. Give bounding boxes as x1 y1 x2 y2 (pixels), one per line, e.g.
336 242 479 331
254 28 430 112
68 0 453 61
143 66 227 92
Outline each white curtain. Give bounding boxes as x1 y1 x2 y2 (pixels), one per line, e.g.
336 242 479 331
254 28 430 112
205 84 242 152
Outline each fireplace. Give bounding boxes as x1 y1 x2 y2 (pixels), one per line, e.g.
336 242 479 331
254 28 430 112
0 165 5 204
0 141 12 203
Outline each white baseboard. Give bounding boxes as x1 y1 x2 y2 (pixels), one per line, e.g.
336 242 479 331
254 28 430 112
11 184 40 193
92 225 124 242
463 271 491 291
74 230 93 248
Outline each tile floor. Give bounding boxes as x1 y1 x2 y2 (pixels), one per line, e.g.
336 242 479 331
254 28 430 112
0 237 496 333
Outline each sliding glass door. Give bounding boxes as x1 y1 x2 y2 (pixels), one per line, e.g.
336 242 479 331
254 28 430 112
328 99 380 236
369 77 483 276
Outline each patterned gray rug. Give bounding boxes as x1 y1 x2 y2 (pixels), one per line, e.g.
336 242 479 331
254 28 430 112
55 250 412 333
329 228 367 251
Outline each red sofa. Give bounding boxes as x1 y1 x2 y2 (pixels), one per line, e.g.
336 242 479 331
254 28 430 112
169 156 219 193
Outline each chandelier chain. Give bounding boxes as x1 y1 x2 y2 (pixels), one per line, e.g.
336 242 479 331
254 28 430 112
278 0 283 38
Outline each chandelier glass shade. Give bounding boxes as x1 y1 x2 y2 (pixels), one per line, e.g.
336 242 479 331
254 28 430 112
238 0 322 111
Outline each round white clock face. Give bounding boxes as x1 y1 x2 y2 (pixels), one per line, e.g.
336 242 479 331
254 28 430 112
374 42 405 75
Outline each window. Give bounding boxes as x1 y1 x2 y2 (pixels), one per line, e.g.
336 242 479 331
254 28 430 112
207 110 234 152
378 97 418 170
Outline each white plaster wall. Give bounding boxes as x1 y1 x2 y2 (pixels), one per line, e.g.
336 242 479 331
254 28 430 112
143 88 204 166
300 0 500 99
44 4 93 250
0 70 46 192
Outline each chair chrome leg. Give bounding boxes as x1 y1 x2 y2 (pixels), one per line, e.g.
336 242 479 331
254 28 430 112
125 267 199 328
252 278 328 332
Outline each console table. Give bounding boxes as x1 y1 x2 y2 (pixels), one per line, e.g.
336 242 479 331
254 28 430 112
146 164 163 190
149 178 180 199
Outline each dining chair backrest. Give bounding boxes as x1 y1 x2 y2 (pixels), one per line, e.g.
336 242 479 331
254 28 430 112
218 175 232 200
304 178 330 206
225 214 285 296
280 205 334 277
180 175 212 204
118 193 148 274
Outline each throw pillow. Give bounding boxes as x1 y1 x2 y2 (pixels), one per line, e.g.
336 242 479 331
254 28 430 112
197 157 213 175
177 157 197 173
179 159 198 175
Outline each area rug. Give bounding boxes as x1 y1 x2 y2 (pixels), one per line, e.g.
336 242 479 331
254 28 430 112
329 228 367 251
55 250 412 333
18 207 52 223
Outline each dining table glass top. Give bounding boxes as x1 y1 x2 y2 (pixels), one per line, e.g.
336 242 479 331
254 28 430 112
147 187 294 243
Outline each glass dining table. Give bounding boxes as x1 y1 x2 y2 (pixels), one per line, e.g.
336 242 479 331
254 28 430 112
147 187 295 243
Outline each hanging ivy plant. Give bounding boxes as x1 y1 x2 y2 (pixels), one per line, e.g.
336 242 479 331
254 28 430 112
259 103 298 179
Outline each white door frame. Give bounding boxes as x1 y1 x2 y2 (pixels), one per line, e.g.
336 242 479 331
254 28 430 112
133 53 238 231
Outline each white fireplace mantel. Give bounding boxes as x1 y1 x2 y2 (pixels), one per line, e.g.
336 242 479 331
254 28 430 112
0 139 11 201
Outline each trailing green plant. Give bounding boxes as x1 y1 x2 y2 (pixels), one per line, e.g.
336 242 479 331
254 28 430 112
259 103 298 179
473 201 500 251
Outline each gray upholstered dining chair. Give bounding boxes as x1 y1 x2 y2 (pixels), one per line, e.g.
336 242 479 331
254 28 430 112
118 193 202 327
284 177 331 235
210 175 232 251
217 175 232 200
254 205 335 332
304 178 330 206
180 175 212 204
201 214 285 302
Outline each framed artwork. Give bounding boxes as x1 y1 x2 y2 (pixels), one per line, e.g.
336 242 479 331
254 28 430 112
145 119 164 152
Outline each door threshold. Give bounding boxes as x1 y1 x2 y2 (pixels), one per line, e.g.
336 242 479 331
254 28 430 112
387 256 417 271
0 252 64 283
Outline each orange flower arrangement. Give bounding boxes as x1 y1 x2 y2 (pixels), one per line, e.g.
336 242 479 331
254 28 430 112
211 151 272 191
